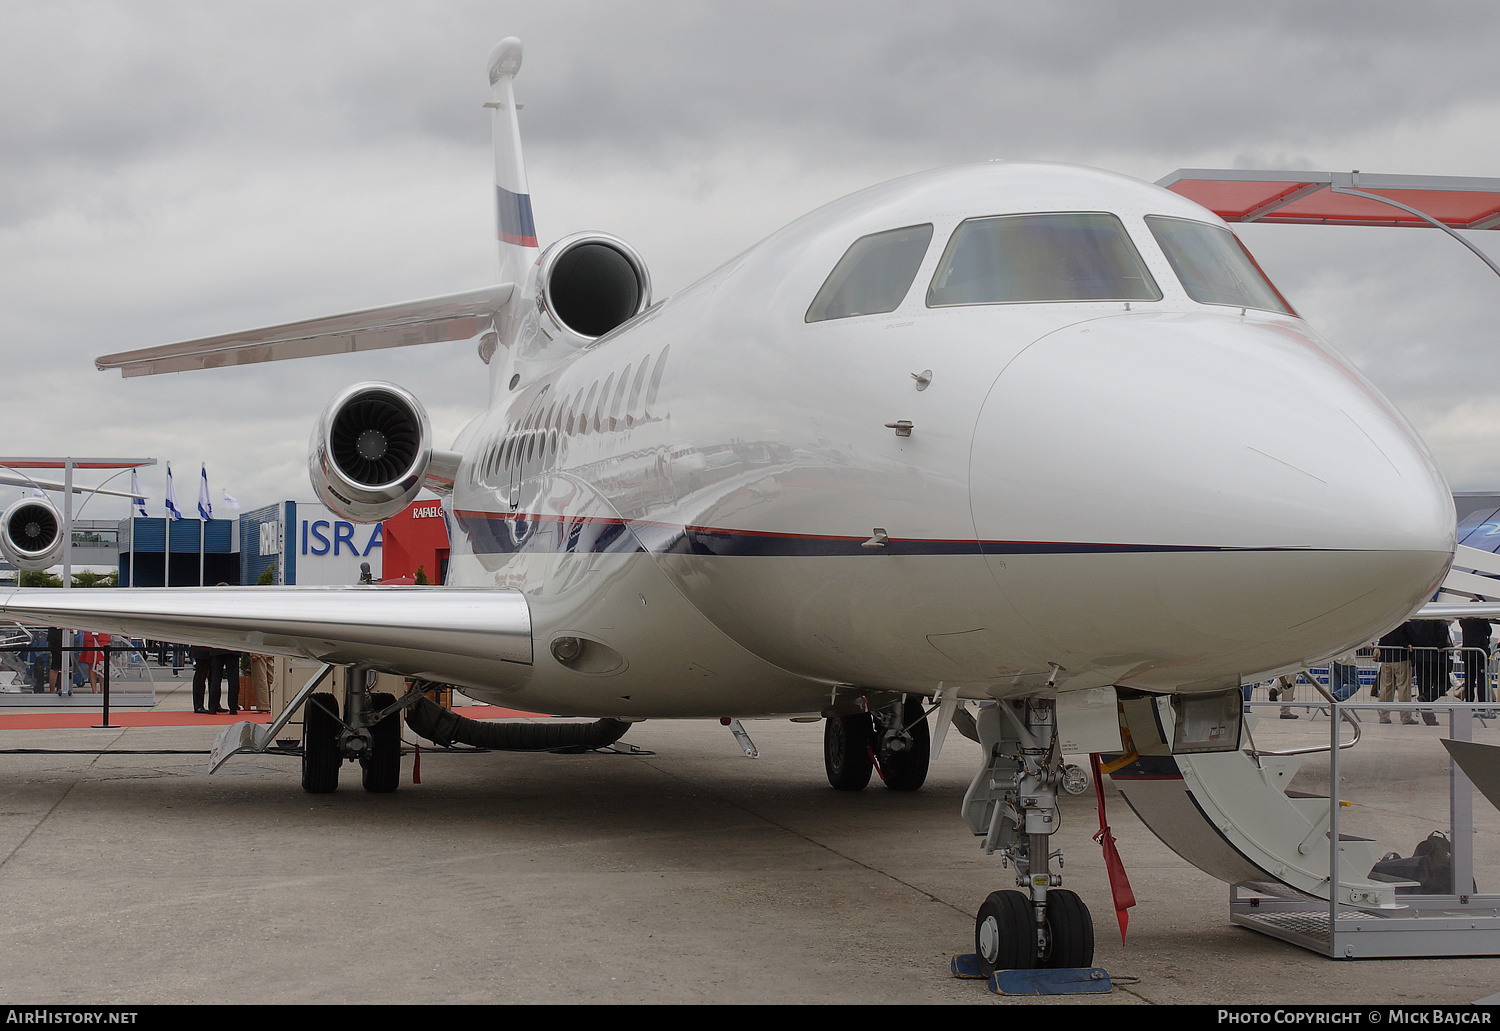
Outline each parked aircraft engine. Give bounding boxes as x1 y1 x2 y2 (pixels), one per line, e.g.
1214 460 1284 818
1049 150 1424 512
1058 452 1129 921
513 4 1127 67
531 231 653 345
0 497 63 572
309 381 459 523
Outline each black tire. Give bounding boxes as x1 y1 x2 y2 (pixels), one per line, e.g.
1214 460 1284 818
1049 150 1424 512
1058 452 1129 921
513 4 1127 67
301 692 341 794
1039 888 1094 968
975 889 1034 975
824 714 875 791
877 698 930 792
360 691 401 794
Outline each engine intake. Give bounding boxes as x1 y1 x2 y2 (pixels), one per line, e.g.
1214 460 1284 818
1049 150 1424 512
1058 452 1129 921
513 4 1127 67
534 232 652 344
309 382 433 523
1 497 63 572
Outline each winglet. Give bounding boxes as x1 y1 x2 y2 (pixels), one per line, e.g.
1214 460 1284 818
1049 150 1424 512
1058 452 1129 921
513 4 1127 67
486 37 537 286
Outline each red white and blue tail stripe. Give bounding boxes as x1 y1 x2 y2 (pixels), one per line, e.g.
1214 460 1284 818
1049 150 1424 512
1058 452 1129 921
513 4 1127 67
496 185 537 248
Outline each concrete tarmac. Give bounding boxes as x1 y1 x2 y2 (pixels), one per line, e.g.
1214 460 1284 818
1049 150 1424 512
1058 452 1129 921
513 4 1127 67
0 685 1496 1005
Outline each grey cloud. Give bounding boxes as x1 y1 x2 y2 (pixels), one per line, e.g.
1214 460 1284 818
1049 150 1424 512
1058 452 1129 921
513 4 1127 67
6 0 1500 505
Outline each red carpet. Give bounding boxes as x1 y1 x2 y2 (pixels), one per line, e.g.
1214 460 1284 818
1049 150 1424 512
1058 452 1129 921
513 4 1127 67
0 705 544 731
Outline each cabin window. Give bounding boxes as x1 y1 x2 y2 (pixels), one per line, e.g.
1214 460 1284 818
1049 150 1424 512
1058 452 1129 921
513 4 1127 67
805 224 934 323
1145 216 1294 314
927 212 1161 306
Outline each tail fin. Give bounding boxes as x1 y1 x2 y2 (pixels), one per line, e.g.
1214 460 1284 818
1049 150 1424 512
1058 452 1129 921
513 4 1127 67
487 37 538 287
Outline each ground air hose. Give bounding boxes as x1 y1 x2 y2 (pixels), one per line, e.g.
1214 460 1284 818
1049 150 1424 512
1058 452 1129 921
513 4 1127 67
404 695 630 752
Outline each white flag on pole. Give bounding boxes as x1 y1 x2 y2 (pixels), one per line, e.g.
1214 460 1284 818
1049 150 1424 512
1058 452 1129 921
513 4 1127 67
131 470 148 518
164 465 182 521
220 490 241 511
198 465 213 521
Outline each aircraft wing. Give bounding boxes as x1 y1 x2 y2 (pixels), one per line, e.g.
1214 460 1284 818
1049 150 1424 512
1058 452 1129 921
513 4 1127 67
95 284 514 378
0 586 532 685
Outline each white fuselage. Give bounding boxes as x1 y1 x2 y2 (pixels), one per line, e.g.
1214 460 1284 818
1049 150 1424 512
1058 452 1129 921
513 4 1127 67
442 162 1454 718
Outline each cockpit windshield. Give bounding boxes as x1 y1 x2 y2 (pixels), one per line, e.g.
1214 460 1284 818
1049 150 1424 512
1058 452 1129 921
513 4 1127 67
926 212 1161 306
1145 216 1294 315
806 224 934 323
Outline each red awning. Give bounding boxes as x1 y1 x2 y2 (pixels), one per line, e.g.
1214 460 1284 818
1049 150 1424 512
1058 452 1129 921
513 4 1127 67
0 459 154 470
1157 169 1500 230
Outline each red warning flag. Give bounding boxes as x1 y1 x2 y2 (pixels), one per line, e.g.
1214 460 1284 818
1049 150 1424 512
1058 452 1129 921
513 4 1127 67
1091 752 1137 943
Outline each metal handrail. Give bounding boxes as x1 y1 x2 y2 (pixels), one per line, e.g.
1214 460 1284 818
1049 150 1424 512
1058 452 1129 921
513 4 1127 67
1247 670 1361 759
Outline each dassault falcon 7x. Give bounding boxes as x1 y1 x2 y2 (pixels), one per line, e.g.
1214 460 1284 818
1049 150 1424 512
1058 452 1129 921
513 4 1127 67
0 38 1465 972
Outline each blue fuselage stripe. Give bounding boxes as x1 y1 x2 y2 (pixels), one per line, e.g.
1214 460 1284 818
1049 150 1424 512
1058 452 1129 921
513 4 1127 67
451 510 1315 559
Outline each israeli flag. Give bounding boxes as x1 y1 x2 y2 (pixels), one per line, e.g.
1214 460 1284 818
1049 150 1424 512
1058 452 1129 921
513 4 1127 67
131 470 148 518
198 465 213 521
164 465 182 521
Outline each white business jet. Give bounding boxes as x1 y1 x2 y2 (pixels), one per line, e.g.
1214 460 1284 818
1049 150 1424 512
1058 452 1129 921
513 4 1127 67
0 38 1463 972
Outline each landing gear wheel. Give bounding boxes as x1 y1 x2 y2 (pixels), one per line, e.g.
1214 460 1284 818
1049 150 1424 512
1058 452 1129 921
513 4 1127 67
824 713 875 791
975 889 1034 975
1039 888 1094 968
360 691 401 794
876 698 930 792
301 693 341 794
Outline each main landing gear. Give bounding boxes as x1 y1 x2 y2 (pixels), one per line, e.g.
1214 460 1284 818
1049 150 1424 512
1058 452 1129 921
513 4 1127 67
963 698 1094 973
299 668 405 794
823 696 930 792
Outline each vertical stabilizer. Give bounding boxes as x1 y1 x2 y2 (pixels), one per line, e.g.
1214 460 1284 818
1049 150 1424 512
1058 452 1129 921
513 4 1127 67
487 37 537 288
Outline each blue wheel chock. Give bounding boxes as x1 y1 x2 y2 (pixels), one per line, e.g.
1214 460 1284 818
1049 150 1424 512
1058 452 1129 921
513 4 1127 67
950 953 988 979
951 956 1112 995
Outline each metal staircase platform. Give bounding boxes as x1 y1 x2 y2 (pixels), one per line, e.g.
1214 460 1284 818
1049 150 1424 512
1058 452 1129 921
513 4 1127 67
1231 888 1500 958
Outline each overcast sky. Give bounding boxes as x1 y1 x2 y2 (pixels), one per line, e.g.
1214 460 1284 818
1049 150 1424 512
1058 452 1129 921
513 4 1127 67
4 0 1500 522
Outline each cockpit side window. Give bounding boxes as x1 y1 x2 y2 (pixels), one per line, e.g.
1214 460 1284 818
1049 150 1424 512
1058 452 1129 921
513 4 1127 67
1145 215 1294 315
805 224 934 323
926 212 1161 307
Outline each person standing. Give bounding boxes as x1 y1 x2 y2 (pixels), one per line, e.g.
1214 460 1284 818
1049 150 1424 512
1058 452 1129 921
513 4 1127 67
1376 622 1415 725
1459 616 1496 705
190 645 213 713
1329 647 1361 701
1410 619 1452 726
79 631 109 694
47 625 66 697
210 649 240 716
1271 674 1299 719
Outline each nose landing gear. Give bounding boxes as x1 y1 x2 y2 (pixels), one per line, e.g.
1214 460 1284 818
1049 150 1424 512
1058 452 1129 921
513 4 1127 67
963 698 1094 973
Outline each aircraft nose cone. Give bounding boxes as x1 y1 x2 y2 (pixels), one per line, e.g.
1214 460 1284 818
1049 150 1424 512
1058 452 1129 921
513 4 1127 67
970 312 1454 683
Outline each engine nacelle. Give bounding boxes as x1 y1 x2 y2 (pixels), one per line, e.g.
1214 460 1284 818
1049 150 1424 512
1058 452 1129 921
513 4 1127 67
309 381 437 523
529 231 653 347
0 497 64 572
